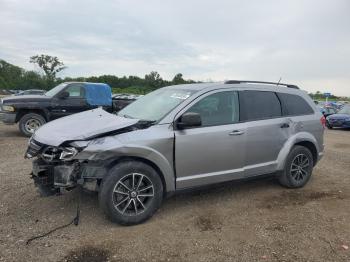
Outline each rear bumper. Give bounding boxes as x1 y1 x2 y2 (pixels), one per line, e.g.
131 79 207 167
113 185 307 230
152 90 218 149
0 112 16 124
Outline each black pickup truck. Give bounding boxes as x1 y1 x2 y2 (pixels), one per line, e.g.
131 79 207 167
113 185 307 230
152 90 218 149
0 82 138 136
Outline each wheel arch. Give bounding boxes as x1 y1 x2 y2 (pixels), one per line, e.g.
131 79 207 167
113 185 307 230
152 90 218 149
106 156 170 198
16 108 49 122
294 141 318 165
276 132 320 170
78 144 176 195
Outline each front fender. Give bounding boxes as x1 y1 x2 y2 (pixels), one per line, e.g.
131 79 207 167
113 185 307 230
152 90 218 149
276 132 319 171
16 107 50 122
75 137 175 193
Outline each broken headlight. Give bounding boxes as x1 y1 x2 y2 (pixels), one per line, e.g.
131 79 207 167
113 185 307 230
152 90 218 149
59 141 90 161
59 147 79 161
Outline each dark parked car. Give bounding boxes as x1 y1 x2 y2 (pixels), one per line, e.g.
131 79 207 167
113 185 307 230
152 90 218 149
0 82 136 136
14 89 46 96
112 93 143 111
326 105 350 129
317 105 337 118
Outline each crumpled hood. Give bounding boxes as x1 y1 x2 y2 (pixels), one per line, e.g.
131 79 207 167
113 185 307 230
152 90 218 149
327 114 350 120
33 108 139 146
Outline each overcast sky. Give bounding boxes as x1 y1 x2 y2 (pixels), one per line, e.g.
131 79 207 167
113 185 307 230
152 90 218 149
0 0 349 96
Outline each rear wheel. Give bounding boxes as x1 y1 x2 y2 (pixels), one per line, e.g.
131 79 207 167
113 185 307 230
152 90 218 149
99 161 163 225
278 145 314 188
19 113 46 136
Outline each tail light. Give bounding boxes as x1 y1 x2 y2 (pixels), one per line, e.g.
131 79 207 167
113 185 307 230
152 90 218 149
320 116 326 128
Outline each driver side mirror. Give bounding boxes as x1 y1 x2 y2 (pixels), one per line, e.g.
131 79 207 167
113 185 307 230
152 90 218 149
177 112 202 129
57 91 69 99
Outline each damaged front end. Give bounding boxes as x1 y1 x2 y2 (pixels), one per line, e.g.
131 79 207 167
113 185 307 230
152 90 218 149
26 138 107 196
24 108 158 197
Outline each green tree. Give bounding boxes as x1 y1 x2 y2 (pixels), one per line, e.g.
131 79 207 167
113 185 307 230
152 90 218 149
172 73 185 85
29 55 66 85
0 59 25 89
145 71 163 89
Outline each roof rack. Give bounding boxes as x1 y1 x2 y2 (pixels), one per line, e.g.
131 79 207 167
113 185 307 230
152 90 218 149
224 80 299 89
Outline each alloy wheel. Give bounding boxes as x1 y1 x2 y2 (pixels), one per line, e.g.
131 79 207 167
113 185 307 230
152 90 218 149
112 173 154 216
290 153 310 182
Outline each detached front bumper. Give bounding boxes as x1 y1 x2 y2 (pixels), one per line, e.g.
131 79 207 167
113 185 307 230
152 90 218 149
31 159 79 189
31 158 108 196
0 112 16 124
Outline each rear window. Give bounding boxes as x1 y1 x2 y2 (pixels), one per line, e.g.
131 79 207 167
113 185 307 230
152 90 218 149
277 93 314 116
239 91 282 121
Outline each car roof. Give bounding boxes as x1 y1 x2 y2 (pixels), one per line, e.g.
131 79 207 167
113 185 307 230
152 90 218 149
163 81 303 94
63 81 109 86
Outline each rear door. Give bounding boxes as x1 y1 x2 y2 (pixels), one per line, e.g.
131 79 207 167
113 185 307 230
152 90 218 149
51 83 91 119
277 92 322 149
239 90 289 176
175 90 247 189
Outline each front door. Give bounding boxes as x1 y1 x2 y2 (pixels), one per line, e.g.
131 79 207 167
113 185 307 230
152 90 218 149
175 90 246 189
51 83 92 120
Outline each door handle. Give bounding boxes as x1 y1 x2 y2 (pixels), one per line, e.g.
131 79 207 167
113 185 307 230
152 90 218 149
229 130 244 136
280 123 290 128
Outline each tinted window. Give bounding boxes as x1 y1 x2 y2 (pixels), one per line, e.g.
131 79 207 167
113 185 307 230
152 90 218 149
277 93 314 116
186 91 239 127
240 91 281 121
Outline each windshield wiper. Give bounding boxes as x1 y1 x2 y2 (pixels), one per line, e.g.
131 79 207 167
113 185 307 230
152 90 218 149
119 114 135 119
137 119 156 127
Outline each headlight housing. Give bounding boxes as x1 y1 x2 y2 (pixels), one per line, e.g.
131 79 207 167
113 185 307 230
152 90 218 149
59 147 79 161
2 105 15 112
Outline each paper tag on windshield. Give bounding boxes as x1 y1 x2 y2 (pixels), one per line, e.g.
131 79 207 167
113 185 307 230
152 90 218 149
170 92 191 100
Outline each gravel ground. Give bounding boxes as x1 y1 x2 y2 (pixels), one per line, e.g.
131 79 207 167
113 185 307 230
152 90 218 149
0 123 350 262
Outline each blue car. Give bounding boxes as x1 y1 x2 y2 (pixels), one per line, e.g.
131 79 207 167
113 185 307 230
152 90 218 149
326 105 350 129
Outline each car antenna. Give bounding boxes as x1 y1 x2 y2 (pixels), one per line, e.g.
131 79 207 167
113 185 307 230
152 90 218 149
276 77 282 86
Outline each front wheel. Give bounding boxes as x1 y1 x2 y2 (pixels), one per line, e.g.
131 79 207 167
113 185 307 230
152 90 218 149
326 121 333 129
278 145 314 188
19 113 46 137
99 161 163 225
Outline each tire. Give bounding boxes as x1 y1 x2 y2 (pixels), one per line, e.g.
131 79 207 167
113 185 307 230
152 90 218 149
278 145 314 188
19 113 46 137
99 161 163 225
326 122 333 129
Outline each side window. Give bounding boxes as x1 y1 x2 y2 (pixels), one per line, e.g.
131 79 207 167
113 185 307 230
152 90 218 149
65 84 84 98
240 91 282 121
186 91 239 127
277 93 314 116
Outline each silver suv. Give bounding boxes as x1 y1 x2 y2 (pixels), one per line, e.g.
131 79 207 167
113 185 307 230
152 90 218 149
26 80 325 225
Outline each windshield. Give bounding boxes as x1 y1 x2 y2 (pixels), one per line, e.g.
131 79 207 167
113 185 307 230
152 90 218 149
118 88 196 122
337 106 350 115
45 83 68 97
